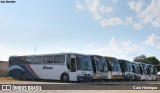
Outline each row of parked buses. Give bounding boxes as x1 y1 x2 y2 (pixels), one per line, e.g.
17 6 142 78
8 53 158 82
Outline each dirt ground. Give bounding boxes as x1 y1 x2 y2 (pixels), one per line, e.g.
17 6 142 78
0 77 17 82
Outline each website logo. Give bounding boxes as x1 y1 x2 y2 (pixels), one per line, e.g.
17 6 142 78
2 85 11 90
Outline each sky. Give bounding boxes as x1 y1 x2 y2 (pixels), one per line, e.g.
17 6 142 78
0 0 160 61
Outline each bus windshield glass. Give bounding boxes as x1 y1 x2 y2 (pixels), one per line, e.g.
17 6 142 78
132 64 140 74
109 58 121 72
113 62 121 72
77 55 93 71
95 56 107 72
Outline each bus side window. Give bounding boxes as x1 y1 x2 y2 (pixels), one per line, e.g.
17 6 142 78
71 58 76 72
26 57 34 64
44 56 53 64
54 55 65 63
33 56 43 64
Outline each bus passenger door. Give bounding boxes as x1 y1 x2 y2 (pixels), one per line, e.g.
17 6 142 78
69 55 77 81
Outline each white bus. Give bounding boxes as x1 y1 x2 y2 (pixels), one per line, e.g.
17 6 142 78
134 62 146 80
144 63 157 81
118 59 134 80
104 56 123 80
131 62 141 80
90 55 108 80
8 53 93 82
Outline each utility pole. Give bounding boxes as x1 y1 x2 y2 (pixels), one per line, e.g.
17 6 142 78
33 46 36 64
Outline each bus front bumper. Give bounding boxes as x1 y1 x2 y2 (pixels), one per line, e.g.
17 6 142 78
112 75 123 80
77 75 93 81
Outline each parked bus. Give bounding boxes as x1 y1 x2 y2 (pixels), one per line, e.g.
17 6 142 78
135 62 157 81
118 59 134 80
141 63 153 80
90 55 108 80
8 53 93 82
134 62 146 80
131 62 141 80
151 64 158 81
153 65 158 80
145 64 157 81
104 57 123 80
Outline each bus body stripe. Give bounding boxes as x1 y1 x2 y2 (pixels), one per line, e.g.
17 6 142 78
25 64 41 79
9 65 24 72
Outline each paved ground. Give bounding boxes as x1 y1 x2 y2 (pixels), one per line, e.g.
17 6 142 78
0 80 160 93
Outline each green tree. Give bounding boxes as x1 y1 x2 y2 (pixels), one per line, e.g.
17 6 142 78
133 54 149 63
133 54 160 65
147 56 160 65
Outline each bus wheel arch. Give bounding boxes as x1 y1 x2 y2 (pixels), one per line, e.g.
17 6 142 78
60 73 69 82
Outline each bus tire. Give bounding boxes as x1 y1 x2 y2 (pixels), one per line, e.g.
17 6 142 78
21 73 27 80
61 73 69 82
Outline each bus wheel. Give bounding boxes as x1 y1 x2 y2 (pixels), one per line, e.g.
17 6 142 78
22 73 27 80
61 74 69 82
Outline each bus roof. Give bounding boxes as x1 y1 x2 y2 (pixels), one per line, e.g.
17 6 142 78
103 56 117 59
9 52 90 58
118 59 130 62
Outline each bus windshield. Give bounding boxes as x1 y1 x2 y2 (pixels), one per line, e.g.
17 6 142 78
95 56 107 72
127 62 133 72
132 64 140 74
113 62 121 72
77 55 93 71
109 58 121 72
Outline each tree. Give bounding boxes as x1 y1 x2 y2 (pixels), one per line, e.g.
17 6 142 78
147 56 159 65
133 54 149 63
133 54 160 65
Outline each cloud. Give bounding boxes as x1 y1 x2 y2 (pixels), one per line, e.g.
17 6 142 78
113 0 118 4
143 33 160 47
128 0 160 28
76 0 86 11
139 0 160 27
125 16 133 24
76 0 160 28
133 23 142 29
128 0 142 13
76 0 117 26
89 37 142 60
100 17 123 26
107 37 142 54
85 0 102 20
99 5 113 14
86 43 93 47
75 0 140 28
156 43 160 49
